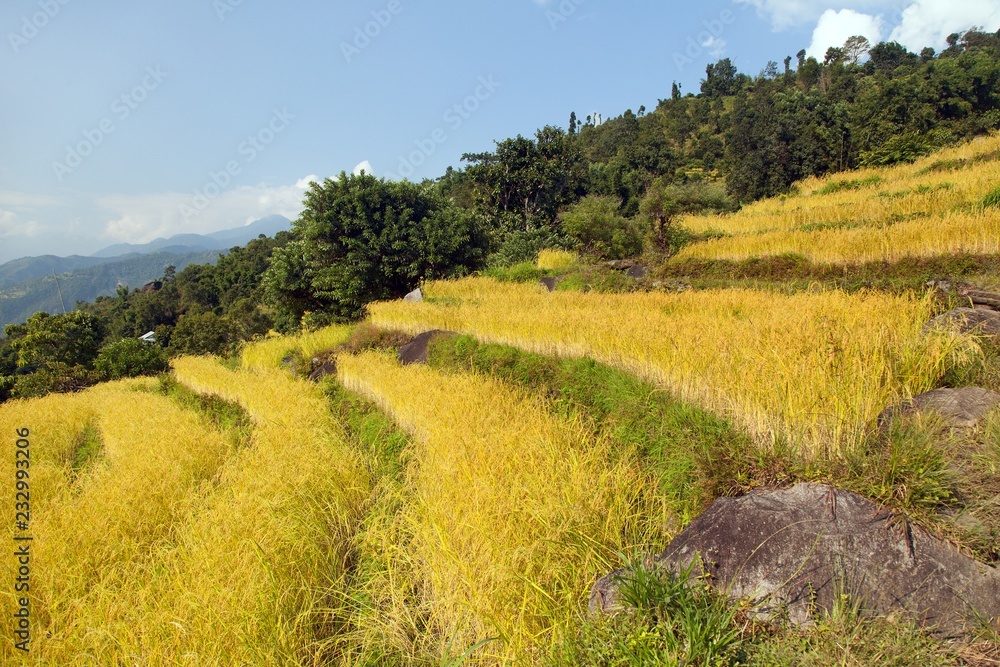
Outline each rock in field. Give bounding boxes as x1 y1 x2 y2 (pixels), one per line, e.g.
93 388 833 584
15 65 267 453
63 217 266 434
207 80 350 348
397 330 456 365
878 387 1000 429
403 288 423 303
590 483 1000 637
539 277 557 292
925 307 1000 337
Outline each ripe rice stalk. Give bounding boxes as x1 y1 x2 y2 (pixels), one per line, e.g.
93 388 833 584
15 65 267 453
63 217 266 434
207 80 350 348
338 351 661 664
368 278 973 457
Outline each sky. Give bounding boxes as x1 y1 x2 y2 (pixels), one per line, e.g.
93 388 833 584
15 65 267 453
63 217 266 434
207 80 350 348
1 0 998 263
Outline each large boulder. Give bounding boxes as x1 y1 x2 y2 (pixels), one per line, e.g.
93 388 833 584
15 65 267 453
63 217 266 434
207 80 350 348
878 387 1000 430
925 307 1000 337
590 483 1000 637
397 330 456 365
403 288 423 303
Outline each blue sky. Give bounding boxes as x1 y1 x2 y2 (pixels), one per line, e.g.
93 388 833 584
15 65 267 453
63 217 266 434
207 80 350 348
1 0 997 262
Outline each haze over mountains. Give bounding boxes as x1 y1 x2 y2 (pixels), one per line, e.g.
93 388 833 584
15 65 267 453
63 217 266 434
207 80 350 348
0 215 291 329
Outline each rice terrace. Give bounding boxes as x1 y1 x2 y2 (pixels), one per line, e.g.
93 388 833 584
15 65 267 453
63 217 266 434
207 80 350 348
3 10 1000 667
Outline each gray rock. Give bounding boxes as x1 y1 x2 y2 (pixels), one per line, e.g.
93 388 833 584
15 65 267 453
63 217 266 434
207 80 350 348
308 358 337 382
539 277 557 292
626 265 648 279
590 483 1000 637
397 330 456 365
403 288 423 303
878 387 1000 429
604 259 637 271
925 308 1000 337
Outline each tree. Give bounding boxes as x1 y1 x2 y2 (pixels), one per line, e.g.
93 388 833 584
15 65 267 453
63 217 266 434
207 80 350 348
671 81 682 101
463 126 586 231
843 35 872 65
7 311 103 370
169 312 233 356
825 47 846 65
701 58 742 97
265 173 487 323
869 41 916 71
641 179 737 250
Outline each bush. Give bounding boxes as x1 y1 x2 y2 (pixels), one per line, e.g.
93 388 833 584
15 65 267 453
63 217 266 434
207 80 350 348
560 195 643 259
11 363 97 399
486 227 569 267
95 338 169 381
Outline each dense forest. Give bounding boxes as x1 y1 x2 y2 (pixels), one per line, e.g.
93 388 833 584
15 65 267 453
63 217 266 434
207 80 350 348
2 28 999 402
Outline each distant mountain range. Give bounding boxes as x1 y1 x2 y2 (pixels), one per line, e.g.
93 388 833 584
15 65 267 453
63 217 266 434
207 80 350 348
90 214 292 258
0 215 292 329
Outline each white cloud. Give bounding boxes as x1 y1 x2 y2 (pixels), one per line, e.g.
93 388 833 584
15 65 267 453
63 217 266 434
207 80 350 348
807 8 885 57
0 209 44 239
739 0 999 52
97 177 314 244
736 0 906 31
702 35 728 59
352 160 374 176
890 0 1000 51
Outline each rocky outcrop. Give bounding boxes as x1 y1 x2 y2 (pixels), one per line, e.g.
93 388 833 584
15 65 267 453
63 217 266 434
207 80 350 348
403 288 423 303
397 330 456 365
591 483 1000 637
878 387 1000 429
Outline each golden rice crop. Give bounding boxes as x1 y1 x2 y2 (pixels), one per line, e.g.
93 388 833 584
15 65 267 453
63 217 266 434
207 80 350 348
675 133 1000 263
338 351 659 664
240 323 353 371
368 277 970 456
0 357 368 664
536 249 577 271
678 209 1000 264
155 356 369 665
0 379 234 665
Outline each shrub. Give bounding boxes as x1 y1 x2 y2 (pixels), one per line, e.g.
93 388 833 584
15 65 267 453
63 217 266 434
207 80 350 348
560 195 643 259
95 338 169 381
11 362 96 399
486 227 569 267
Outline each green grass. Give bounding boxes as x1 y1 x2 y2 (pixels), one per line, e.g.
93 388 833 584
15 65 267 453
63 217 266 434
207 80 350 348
816 175 882 195
69 420 104 476
155 373 252 446
545 562 750 667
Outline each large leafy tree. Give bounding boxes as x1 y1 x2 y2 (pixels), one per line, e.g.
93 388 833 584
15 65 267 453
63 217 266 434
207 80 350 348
462 126 586 232
264 173 486 325
6 311 104 370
